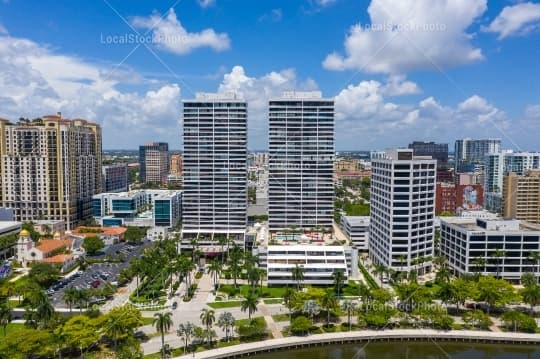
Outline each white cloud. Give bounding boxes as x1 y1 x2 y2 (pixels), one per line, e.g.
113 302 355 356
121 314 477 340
197 0 215 8
323 0 486 74
483 2 540 39
315 0 337 6
0 33 182 148
525 104 540 119
381 75 420 96
259 8 283 22
131 8 230 55
0 23 7 35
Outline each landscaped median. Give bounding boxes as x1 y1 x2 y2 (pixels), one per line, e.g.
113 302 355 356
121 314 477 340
169 329 540 359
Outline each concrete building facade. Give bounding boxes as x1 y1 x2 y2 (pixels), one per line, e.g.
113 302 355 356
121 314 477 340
139 142 169 184
503 170 540 224
102 163 129 193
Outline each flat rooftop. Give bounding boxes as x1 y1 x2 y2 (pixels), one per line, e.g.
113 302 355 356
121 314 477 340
442 217 540 232
343 216 370 226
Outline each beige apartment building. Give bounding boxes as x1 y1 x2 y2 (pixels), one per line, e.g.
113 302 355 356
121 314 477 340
503 170 540 224
0 115 102 229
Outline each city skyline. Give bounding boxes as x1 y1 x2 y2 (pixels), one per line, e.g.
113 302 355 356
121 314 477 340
0 1 539 150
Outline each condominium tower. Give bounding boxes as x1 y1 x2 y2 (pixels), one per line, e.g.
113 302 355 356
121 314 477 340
182 93 247 242
0 115 102 229
455 138 501 173
139 142 169 183
102 163 128 193
503 170 540 224
268 91 334 232
369 149 436 274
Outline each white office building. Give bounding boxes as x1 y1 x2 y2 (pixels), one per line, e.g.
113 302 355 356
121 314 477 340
440 217 540 282
256 245 358 286
484 151 540 194
182 93 247 243
341 216 369 251
369 149 436 274
455 138 501 173
268 91 334 233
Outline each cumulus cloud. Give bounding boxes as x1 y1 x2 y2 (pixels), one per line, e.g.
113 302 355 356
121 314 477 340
323 0 486 74
0 32 181 148
131 8 230 55
483 2 540 39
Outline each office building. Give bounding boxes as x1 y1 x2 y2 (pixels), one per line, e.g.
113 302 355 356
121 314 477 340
182 93 247 242
0 116 101 229
170 153 183 176
139 142 169 183
369 149 436 274
408 141 448 168
503 170 540 224
102 163 128 193
454 138 501 173
268 91 334 232
335 158 359 172
93 189 182 228
341 216 369 250
256 245 358 286
440 217 540 282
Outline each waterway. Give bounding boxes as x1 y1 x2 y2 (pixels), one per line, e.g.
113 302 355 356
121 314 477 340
250 341 540 359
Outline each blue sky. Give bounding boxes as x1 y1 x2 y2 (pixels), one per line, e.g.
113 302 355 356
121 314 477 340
1 0 540 150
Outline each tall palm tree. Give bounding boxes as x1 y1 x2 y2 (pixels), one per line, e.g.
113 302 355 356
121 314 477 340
241 292 259 320
217 311 235 342
63 287 77 313
199 308 215 332
208 260 221 289
291 264 305 291
529 251 540 283
30 290 54 329
491 249 506 278
74 289 89 314
342 300 358 331
283 287 297 323
373 263 387 283
332 270 345 298
0 303 12 336
321 289 337 327
217 236 228 265
247 267 261 291
228 246 243 289
153 311 173 359
177 322 195 354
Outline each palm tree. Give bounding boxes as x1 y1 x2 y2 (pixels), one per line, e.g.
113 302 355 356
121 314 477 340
291 264 305 291
529 251 540 283
217 236 228 265
321 289 337 327
177 322 195 354
217 311 235 342
283 287 297 323
74 288 89 314
471 257 486 275
0 303 12 336
302 300 320 323
63 287 77 313
228 246 243 289
199 308 215 332
241 292 259 320
153 312 173 358
373 263 387 283
491 249 506 278
247 267 261 291
342 300 358 331
332 270 345 298
208 260 221 290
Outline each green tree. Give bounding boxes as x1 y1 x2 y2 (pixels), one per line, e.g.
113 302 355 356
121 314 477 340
104 305 143 350
177 322 195 354
208 260 221 289
199 308 215 332
125 226 147 243
291 264 305 291
321 289 337 327
241 292 259 320
228 246 243 289
54 315 101 356
342 300 358 331
520 283 540 314
153 311 173 358
0 328 56 358
528 251 540 283
491 249 506 278
28 263 60 287
290 315 312 335
475 276 519 314
302 300 321 323
450 277 476 311
0 302 12 336
283 287 297 323
82 236 105 256
217 311 235 342
63 287 78 313
501 311 537 333
461 310 492 330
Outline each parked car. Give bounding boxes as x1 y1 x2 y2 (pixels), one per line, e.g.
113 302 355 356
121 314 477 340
172 302 178 310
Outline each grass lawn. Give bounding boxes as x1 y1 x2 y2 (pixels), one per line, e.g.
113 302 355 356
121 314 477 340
271 313 290 322
263 298 283 304
207 300 243 309
235 316 265 326
218 284 287 298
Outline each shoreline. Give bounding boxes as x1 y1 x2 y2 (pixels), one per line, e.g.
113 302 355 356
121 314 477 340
172 329 540 358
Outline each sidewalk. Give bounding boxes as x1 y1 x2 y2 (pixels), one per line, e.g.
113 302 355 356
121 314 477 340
258 302 283 339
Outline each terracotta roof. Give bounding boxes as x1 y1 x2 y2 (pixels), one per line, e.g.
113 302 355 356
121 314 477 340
42 254 74 263
72 226 127 237
36 239 73 254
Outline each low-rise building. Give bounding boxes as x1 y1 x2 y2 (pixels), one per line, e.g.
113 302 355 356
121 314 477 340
256 245 359 286
72 226 127 246
341 216 369 250
0 221 21 260
92 190 182 228
440 217 540 282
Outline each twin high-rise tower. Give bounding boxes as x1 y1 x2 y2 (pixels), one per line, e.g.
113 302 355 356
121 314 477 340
181 91 335 241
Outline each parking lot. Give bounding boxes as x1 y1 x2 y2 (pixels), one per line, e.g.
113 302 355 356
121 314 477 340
48 240 151 308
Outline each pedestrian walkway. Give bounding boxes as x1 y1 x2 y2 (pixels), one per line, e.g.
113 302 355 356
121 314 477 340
101 276 138 313
258 302 283 338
